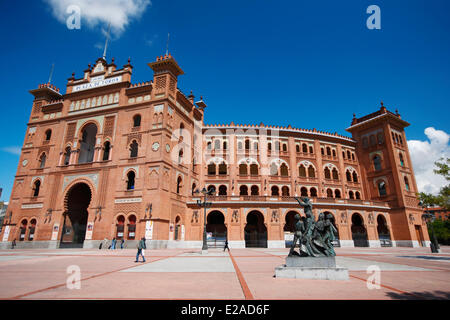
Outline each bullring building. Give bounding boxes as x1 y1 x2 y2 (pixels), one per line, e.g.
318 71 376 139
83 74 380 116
0 54 430 249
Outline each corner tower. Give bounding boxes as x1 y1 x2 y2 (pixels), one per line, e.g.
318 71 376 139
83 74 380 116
347 102 429 247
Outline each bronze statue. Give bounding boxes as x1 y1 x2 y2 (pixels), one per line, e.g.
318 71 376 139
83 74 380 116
289 197 337 257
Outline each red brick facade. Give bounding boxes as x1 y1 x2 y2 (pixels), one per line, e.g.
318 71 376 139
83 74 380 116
0 55 430 249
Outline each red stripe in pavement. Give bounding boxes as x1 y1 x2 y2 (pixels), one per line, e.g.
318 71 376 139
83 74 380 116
229 251 254 300
349 274 419 298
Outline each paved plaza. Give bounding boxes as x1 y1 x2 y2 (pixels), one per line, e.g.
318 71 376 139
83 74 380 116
0 246 449 300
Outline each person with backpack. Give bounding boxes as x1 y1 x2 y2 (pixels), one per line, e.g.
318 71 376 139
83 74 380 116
135 237 146 263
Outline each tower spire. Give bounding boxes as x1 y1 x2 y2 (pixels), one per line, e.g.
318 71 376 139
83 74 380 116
102 22 111 60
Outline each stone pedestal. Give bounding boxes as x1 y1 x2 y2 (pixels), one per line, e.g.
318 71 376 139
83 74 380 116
275 256 349 280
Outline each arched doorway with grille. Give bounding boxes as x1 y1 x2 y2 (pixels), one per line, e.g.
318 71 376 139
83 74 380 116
377 214 392 247
351 213 368 247
206 210 227 248
244 210 267 248
283 211 300 248
60 183 92 248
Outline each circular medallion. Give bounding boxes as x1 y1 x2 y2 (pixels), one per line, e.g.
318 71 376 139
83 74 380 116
152 142 160 151
22 159 28 167
166 144 170 153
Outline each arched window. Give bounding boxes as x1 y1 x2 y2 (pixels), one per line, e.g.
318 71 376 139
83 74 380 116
208 163 216 175
332 149 336 157
346 170 352 182
301 187 308 197
282 144 287 152
45 129 52 141
342 151 346 159
178 149 183 163
326 147 331 156
268 142 272 152
399 153 405 167
245 139 250 150
377 180 387 196
102 141 111 161
207 185 216 195
296 145 300 153
130 140 138 158
239 164 248 176
332 168 339 180
326 188 333 198
310 187 317 197
176 176 183 194
321 148 325 155
240 185 248 196
32 180 41 197
352 171 358 183
355 191 361 199
324 167 331 179
335 189 341 198
214 140 220 150
308 165 315 178
250 164 258 176
126 171 135 190
39 153 46 168
218 185 227 196
398 135 403 145
64 147 71 165
133 115 141 127
251 185 259 196
207 141 212 150
309 146 313 154
218 162 227 175
302 144 308 153
373 155 382 171
351 153 355 161
299 165 306 177
349 191 354 199
192 183 196 195
347 150 351 159
280 163 289 177
404 176 410 191
271 186 279 196
223 141 227 150
282 186 290 197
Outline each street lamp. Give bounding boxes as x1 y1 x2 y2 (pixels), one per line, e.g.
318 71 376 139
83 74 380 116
419 201 440 253
194 187 213 253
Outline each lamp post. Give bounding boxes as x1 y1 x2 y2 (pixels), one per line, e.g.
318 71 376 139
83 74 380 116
420 202 440 253
194 187 213 253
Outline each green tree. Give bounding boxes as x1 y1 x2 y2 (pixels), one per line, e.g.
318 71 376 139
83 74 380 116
418 157 450 210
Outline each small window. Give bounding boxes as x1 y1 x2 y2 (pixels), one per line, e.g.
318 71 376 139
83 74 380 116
130 140 138 158
208 163 216 175
373 155 382 171
308 165 315 178
324 167 331 179
352 171 358 183
240 185 248 196
103 141 111 161
33 180 41 197
378 180 387 196
271 186 279 196
126 171 135 190
309 146 313 153
64 147 71 165
310 187 317 197
282 144 287 152
218 162 227 175
299 165 306 177
355 191 361 199
332 168 339 180
327 188 333 198
280 163 289 176
251 185 259 196
39 153 46 168
45 129 52 141
301 187 308 197
302 144 307 153
239 164 248 176
133 115 141 127
250 164 258 176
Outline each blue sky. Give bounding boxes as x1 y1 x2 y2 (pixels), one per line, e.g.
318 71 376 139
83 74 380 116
0 0 449 201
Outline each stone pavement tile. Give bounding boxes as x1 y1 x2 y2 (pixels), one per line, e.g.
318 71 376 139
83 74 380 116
350 270 450 299
0 256 40 262
232 256 284 274
353 255 450 271
227 249 274 257
121 257 235 273
0 255 141 299
23 272 245 300
243 273 394 299
335 256 431 271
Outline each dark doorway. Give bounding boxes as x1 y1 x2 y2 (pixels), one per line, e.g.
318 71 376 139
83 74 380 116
60 183 91 248
377 215 392 247
206 211 227 248
351 213 369 247
245 211 267 248
284 211 298 248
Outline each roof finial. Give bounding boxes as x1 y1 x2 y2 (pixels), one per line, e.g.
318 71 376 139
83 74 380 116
380 100 384 107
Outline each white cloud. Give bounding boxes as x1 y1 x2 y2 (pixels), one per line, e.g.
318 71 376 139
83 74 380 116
408 127 450 195
44 0 151 36
1 146 22 156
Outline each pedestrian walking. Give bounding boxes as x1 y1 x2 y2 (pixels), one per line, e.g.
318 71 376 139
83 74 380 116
135 237 146 263
11 239 16 249
110 237 116 250
223 239 230 252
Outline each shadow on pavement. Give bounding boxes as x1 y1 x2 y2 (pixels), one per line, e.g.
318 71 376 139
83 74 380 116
387 290 450 300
